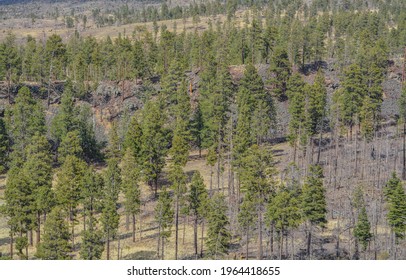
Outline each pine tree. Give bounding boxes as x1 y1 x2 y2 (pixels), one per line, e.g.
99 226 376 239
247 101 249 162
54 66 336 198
160 59 183 117
399 85 406 180
268 45 291 101
238 192 256 259
190 102 204 157
132 40 147 81
354 206 372 254
107 121 122 160
301 164 327 259
308 70 327 137
74 104 101 162
102 157 121 260
80 216 104 260
266 186 301 259
141 101 168 196
50 80 75 147
383 173 406 244
5 86 45 165
206 193 231 258
287 73 307 160
58 130 83 164
3 166 33 259
0 117 9 173
123 115 143 164
309 70 327 163
55 155 87 245
235 64 271 162
168 101 189 261
0 33 21 104
36 207 72 260
81 167 104 225
121 148 141 243
24 133 54 244
155 187 174 260
188 171 209 258
337 64 367 138
239 144 276 259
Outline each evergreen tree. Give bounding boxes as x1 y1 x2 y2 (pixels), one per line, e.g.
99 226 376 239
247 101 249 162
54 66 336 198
399 85 406 180
0 33 21 104
58 130 83 164
121 148 141 243
36 207 72 260
266 186 301 259
206 193 231 258
337 64 367 137
190 102 204 157
0 117 9 173
268 45 291 101
384 173 406 243
123 115 143 164
160 59 183 117
239 144 276 259
287 73 307 160
80 216 104 260
234 65 257 164
5 86 45 165
102 157 121 260
107 121 122 160
3 166 33 258
55 155 87 245
301 164 327 258
308 70 327 137
24 133 54 244
50 80 75 147
354 206 372 254
75 104 101 162
141 101 168 196
81 167 104 224
188 171 209 258
238 192 256 259
155 187 173 260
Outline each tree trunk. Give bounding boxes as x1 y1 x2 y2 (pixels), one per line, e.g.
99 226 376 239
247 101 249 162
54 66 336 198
175 196 179 260
194 216 198 258
25 232 29 260
210 166 213 196
132 214 136 243
157 226 160 259
161 237 165 260
139 212 142 240
29 229 33 246
257 211 263 259
270 223 274 257
117 235 121 260
106 231 110 260
246 227 249 260
36 212 41 244
10 232 14 259
402 123 406 180
307 225 312 259
200 221 204 257
70 208 75 247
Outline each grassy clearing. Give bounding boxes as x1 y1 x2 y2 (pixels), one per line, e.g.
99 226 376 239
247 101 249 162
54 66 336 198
0 10 249 42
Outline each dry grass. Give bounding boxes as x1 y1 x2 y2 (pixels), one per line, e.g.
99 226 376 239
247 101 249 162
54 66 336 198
0 10 249 43
0 149 224 260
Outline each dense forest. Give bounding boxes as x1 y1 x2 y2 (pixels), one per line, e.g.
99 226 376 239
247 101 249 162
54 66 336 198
0 0 405 260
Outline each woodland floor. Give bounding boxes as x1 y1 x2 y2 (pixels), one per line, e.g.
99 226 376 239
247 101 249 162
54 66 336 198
1 126 405 260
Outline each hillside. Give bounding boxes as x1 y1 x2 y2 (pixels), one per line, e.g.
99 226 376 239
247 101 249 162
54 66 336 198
0 0 405 260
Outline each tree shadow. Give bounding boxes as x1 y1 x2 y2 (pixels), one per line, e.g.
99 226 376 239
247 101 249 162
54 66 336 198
122 250 157 260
